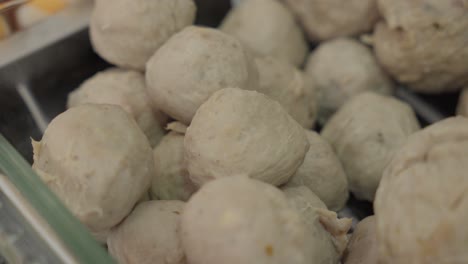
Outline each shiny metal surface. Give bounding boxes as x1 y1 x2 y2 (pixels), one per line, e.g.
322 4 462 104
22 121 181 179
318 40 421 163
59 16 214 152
0 2 92 88
0 174 71 264
0 1 108 161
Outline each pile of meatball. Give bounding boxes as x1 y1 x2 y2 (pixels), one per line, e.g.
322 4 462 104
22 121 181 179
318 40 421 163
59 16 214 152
31 0 468 263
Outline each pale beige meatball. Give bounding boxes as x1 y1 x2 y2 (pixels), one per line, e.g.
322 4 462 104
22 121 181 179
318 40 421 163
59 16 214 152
282 0 380 41
283 186 327 212
343 216 379 264
181 176 314 264
305 38 393 125
220 0 308 66
255 56 316 128
321 92 420 201
67 68 167 147
283 186 352 263
457 87 468 116
146 26 259 124
90 0 196 70
185 88 309 187
151 130 197 201
284 130 348 211
32 104 154 242
137 191 151 204
375 117 468 264
108 201 185 264
374 0 468 93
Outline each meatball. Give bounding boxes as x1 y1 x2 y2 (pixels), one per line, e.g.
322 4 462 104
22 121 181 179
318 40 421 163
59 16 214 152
282 0 380 41
185 88 309 187
146 26 258 124
181 176 314 264
32 104 153 242
321 92 420 201
305 38 393 125
374 0 468 93
255 56 316 128
457 87 468 116
151 129 197 201
375 116 468 264
343 216 379 264
67 68 167 147
283 186 352 263
220 0 307 66
108 201 186 264
90 0 196 70
284 130 348 211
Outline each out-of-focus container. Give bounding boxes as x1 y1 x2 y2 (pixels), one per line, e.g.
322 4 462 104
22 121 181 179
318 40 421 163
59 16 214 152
0 2 114 263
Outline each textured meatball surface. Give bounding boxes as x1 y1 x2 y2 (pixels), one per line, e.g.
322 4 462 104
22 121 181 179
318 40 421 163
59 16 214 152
375 117 468 263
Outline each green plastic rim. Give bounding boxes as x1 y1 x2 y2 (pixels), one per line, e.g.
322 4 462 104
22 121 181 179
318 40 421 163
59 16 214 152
0 134 115 264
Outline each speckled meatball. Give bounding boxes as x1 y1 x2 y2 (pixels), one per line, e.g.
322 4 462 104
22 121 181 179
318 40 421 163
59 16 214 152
90 0 196 70
343 216 379 264
151 127 197 201
32 104 154 242
255 56 316 128
220 0 308 66
284 130 348 211
283 186 352 263
374 0 468 93
305 38 393 125
181 176 314 264
282 0 380 41
185 88 309 187
321 92 420 201
146 26 259 124
375 117 468 264
108 201 186 264
457 87 468 116
67 68 167 147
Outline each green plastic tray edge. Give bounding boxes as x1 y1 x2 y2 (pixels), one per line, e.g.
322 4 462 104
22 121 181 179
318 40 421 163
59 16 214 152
0 134 115 264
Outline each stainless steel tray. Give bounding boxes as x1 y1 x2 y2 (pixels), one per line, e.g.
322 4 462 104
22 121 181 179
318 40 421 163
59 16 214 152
0 3 113 263
0 2 108 162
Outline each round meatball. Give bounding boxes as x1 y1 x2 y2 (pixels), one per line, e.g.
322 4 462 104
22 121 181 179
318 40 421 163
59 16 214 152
321 92 420 201
137 191 151 204
255 56 316 128
151 131 197 201
32 104 154 242
457 87 468 116
146 26 259 124
90 0 196 70
283 186 350 263
220 0 308 66
284 130 348 211
108 201 185 264
343 216 379 264
374 0 468 93
283 186 327 211
375 117 468 264
305 38 393 125
181 176 314 264
67 68 167 147
185 88 309 187
282 0 380 41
